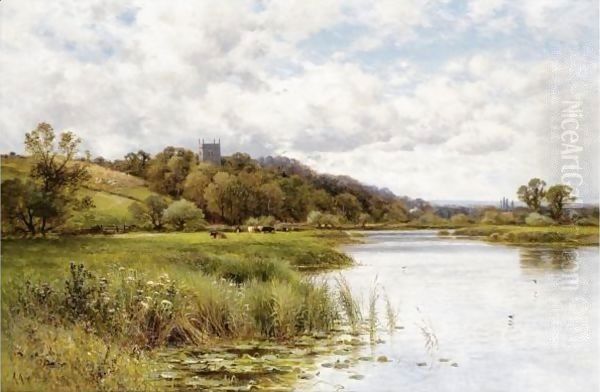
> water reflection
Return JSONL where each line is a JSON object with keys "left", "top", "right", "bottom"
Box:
{"left": 519, "top": 247, "right": 578, "bottom": 270}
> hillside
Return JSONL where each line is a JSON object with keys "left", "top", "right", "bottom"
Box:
{"left": 1, "top": 155, "right": 158, "bottom": 227}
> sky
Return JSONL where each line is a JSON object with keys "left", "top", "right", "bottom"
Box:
{"left": 0, "top": 0, "right": 598, "bottom": 201}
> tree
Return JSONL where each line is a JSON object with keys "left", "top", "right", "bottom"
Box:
{"left": 259, "top": 181, "right": 284, "bottom": 217}
{"left": 358, "top": 213, "right": 371, "bottom": 228}
{"left": 7, "top": 123, "right": 92, "bottom": 235}
{"left": 205, "top": 172, "right": 233, "bottom": 221}
{"left": 183, "top": 171, "right": 211, "bottom": 209}
{"left": 164, "top": 200, "right": 205, "bottom": 231}
{"left": 146, "top": 147, "right": 196, "bottom": 197}
{"left": 1, "top": 179, "right": 46, "bottom": 235}
{"left": 517, "top": 178, "right": 547, "bottom": 212}
{"left": 383, "top": 201, "right": 408, "bottom": 223}
{"left": 122, "top": 150, "right": 151, "bottom": 177}
{"left": 128, "top": 195, "right": 168, "bottom": 230}
{"left": 334, "top": 192, "right": 361, "bottom": 223}
{"left": 545, "top": 184, "right": 576, "bottom": 221}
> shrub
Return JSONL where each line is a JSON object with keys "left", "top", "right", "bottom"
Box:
{"left": 450, "top": 213, "right": 470, "bottom": 225}
{"left": 164, "top": 200, "right": 205, "bottom": 231}
{"left": 575, "top": 217, "right": 599, "bottom": 226}
{"left": 525, "top": 212, "right": 555, "bottom": 226}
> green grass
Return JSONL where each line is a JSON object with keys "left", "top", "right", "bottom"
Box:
{"left": 1, "top": 231, "right": 353, "bottom": 285}
{"left": 1, "top": 231, "right": 357, "bottom": 391}
{"left": 453, "top": 224, "right": 599, "bottom": 245}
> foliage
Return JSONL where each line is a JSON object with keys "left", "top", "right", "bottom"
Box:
{"left": 163, "top": 200, "right": 205, "bottom": 231}
{"left": 450, "top": 213, "right": 470, "bottom": 225}
{"left": 517, "top": 178, "right": 547, "bottom": 212}
{"left": 128, "top": 195, "right": 169, "bottom": 230}
{"left": 146, "top": 147, "right": 196, "bottom": 198}
{"left": 545, "top": 184, "right": 576, "bottom": 221}
{"left": 524, "top": 212, "right": 555, "bottom": 226}
{"left": 1, "top": 123, "right": 91, "bottom": 235}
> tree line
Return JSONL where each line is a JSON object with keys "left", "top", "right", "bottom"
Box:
{"left": 2, "top": 123, "right": 417, "bottom": 235}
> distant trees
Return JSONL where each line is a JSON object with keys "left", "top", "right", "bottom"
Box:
{"left": 1, "top": 123, "right": 91, "bottom": 235}
{"left": 517, "top": 178, "right": 546, "bottom": 212}
{"left": 44, "top": 145, "right": 430, "bottom": 228}
{"left": 516, "top": 178, "right": 577, "bottom": 224}
{"left": 128, "top": 195, "right": 169, "bottom": 230}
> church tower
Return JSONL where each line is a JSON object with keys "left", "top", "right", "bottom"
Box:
{"left": 199, "top": 138, "right": 221, "bottom": 166}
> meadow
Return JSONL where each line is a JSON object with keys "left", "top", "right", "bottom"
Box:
{"left": 1, "top": 230, "right": 359, "bottom": 391}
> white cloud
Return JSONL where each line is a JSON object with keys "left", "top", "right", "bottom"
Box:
{"left": 0, "top": 0, "right": 595, "bottom": 200}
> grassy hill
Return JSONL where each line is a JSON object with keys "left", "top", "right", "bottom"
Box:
{"left": 1, "top": 155, "right": 158, "bottom": 227}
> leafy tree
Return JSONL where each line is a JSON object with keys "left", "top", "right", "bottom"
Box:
{"left": 146, "top": 147, "right": 196, "bottom": 197}
{"left": 259, "top": 181, "right": 284, "bottom": 217}
{"left": 122, "top": 150, "right": 151, "bottom": 177}
{"left": 279, "top": 176, "right": 313, "bottom": 222}
{"left": 183, "top": 171, "right": 211, "bottom": 209}
{"left": 3, "top": 123, "right": 91, "bottom": 235}
{"left": 334, "top": 192, "right": 361, "bottom": 223}
{"left": 164, "top": 200, "right": 205, "bottom": 231}
{"left": 205, "top": 172, "right": 234, "bottom": 221}
{"left": 128, "top": 195, "right": 168, "bottom": 230}
{"left": 517, "top": 178, "right": 547, "bottom": 212}
{"left": 383, "top": 201, "right": 408, "bottom": 222}
{"left": 357, "top": 213, "right": 372, "bottom": 228}
{"left": 545, "top": 184, "right": 576, "bottom": 221}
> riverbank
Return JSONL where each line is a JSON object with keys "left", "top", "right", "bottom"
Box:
{"left": 447, "top": 225, "right": 599, "bottom": 246}
{"left": 1, "top": 231, "right": 359, "bottom": 391}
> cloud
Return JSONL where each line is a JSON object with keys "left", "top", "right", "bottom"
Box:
{"left": 0, "top": 0, "right": 596, "bottom": 200}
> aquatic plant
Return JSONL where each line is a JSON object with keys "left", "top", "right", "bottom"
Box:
{"left": 335, "top": 276, "right": 362, "bottom": 334}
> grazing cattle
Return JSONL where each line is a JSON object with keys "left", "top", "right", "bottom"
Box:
{"left": 248, "top": 226, "right": 256, "bottom": 233}
{"left": 261, "top": 226, "right": 275, "bottom": 233}
{"left": 210, "top": 231, "right": 227, "bottom": 239}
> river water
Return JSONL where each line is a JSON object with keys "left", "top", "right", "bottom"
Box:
{"left": 306, "top": 230, "right": 599, "bottom": 392}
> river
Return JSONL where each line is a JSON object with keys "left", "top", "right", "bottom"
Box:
{"left": 304, "top": 230, "right": 599, "bottom": 391}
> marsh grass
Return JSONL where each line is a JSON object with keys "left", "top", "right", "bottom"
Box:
{"left": 383, "top": 290, "right": 398, "bottom": 334}
{"left": 3, "top": 259, "right": 357, "bottom": 391}
{"left": 335, "top": 276, "right": 362, "bottom": 334}
{"left": 367, "top": 278, "right": 379, "bottom": 343}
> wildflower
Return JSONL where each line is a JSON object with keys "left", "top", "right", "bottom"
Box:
{"left": 160, "top": 300, "right": 173, "bottom": 309}
{"left": 146, "top": 280, "right": 155, "bottom": 287}
{"left": 118, "top": 267, "right": 125, "bottom": 272}
{"left": 140, "top": 302, "right": 149, "bottom": 310}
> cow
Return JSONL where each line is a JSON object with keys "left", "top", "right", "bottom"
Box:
{"left": 261, "top": 226, "right": 275, "bottom": 233}
{"left": 210, "top": 231, "right": 227, "bottom": 239}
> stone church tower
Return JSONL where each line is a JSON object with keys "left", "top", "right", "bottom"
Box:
{"left": 199, "top": 139, "right": 221, "bottom": 166}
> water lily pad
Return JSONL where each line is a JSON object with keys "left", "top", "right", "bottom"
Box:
{"left": 376, "top": 356, "right": 389, "bottom": 363}
{"left": 358, "top": 356, "right": 372, "bottom": 361}
{"left": 416, "top": 362, "right": 427, "bottom": 367}
{"left": 438, "top": 358, "right": 450, "bottom": 363}
{"left": 451, "top": 362, "right": 459, "bottom": 367}
{"left": 349, "top": 374, "right": 365, "bottom": 380}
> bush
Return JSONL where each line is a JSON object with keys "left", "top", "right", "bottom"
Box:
{"left": 575, "top": 217, "right": 599, "bottom": 226}
{"left": 164, "top": 200, "right": 205, "bottom": 231}
{"left": 417, "top": 211, "right": 447, "bottom": 226}
{"left": 525, "top": 212, "right": 555, "bottom": 226}
{"left": 450, "top": 213, "right": 470, "bottom": 225}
